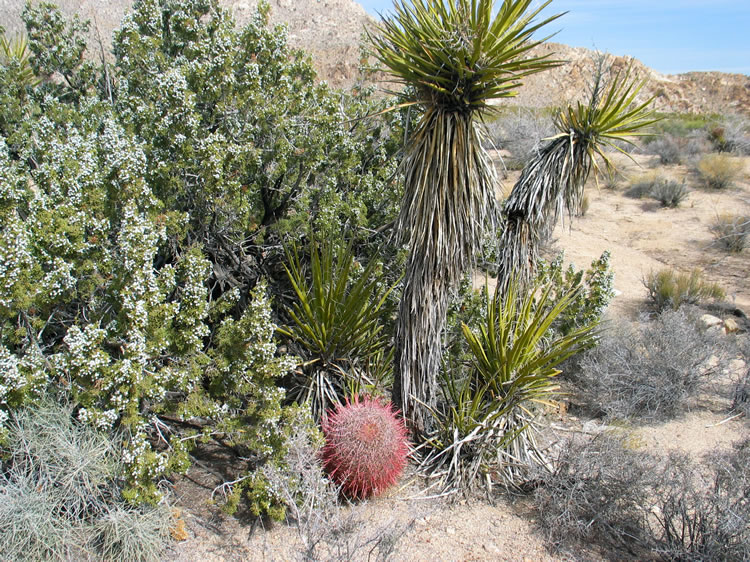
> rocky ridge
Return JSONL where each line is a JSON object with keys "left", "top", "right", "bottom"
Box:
{"left": 1, "top": 0, "right": 749, "bottom": 115}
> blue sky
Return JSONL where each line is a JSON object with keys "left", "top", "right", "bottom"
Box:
{"left": 358, "top": 1, "right": 750, "bottom": 75}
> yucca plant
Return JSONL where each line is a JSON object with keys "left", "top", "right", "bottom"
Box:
{"left": 369, "top": 0, "right": 563, "bottom": 435}
{"left": 420, "top": 279, "right": 597, "bottom": 492}
{"left": 279, "top": 239, "right": 398, "bottom": 420}
{"left": 0, "top": 31, "right": 39, "bottom": 88}
{"left": 496, "top": 57, "right": 658, "bottom": 296}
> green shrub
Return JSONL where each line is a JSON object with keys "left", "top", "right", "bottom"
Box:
{"left": 535, "top": 251, "right": 615, "bottom": 337}
{"left": 711, "top": 214, "right": 749, "bottom": 253}
{"left": 697, "top": 153, "right": 744, "bottom": 189}
{"left": 0, "top": 401, "right": 172, "bottom": 562}
{"left": 0, "top": 0, "right": 403, "bottom": 513}
{"left": 643, "top": 268, "right": 725, "bottom": 311}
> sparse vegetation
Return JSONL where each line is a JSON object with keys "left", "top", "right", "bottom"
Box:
{"left": 574, "top": 308, "right": 719, "bottom": 420}
{"left": 644, "top": 268, "right": 725, "bottom": 311}
{"left": 624, "top": 172, "right": 689, "bottom": 206}
{"left": 534, "top": 434, "right": 750, "bottom": 561}
{"left": 697, "top": 153, "right": 745, "bottom": 189}
{"left": 533, "top": 432, "right": 656, "bottom": 557}
{"left": 711, "top": 214, "right": 750, "bottom": 253}
{"left": 625, "top": 171, "right": 663, "bottom": 198}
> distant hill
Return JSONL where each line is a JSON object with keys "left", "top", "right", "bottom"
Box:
{"left": 2, "top": 0, "right": 749, "bottom": 115}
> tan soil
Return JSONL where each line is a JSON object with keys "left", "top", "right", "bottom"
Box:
{"left": 165, "top": 151, "right": 749, "bottom": 562}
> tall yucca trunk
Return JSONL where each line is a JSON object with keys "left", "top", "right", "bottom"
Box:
{"left": 394, "top": 108, "right": 497, "bottom": 435}
{"left": 496, "top": 134, "right": 592, "bottom": 296}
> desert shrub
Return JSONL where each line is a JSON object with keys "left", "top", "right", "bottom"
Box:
{"left": 421, "top": 278, "right": 597, "bottom": 492}
{"left": 733, "top": 338, "right": 750, "bottom": 418}
{"left": 535, "top": 251, "right": 615, "bottom": 337}
{"left": 624, "top": 171, "right": 663, "bottom": 198}
{"left": 321, "top": 394, "right": 409, "bottom": 499}
{"left": 0, "top": 400, "right": 172, "bottom": 562}
{"left": 649, "top": 442, "right": 750, "bottom": 561}
{"left": 711, "top": 214, "right": 750, "bottom": 253}
{"left": 697, "top": 153, "right": 745, "bottom": 189}
{"left": 533, "top": 432, "right": 655, "bottom": 557}
{"left": 643, "top": 268, "right": 725, "bottom": 311}
{"left": 650, "top": 178, "right": 690, "bottom": 207}
{"left": 624, "top": 172, "right": 689, "bottom": 206}
{"left": 574, "top": 308, "right": 719, "bottom": 420}
{"left": 534, "top": 434, "right": 750, "bottom": 561}
{"left": 645, "top": 134, "right": 685, "bottom": 165}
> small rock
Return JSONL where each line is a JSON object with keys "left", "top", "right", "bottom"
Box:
{"left": 724, "top": 317, "right": 739, "bottom": 333}
{"left": 446, "top": 526, "right": 456, "bottom": 535}
{"left": 700, "top": 314, "right": 723, "bottom": 329}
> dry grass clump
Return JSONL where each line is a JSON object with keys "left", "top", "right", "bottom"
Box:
{"left": 697, "top": 153, "right": 745, "bottom": 189}
{"left": 0, "top": 400, "right": 172, "bottom": 562}
{"left": 643, "top": 268, "right": 725, "bottom": 311}
{"left": 573, "top": 308, "right": 720, "bottom": 421}
{"left": 711, "top": 214, "right": 750, "bottom": 253}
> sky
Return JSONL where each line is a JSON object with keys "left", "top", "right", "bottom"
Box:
{"left": 358, "top": 1, "right": 750, "bottom": 76}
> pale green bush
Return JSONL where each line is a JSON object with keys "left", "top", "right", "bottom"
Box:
{"left": 697, "top": 153, "right": 744, "bottom": 189}
{"left": 643, "top": 268, "right": 725, "bottom": 311}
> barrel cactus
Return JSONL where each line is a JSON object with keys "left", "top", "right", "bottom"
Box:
{"left": 321, "top": 395, "right": 409, "bottom": 499}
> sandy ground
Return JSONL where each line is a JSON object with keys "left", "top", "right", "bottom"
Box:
{"left": 165, "top": 152, "right": 749, "bottom": 561}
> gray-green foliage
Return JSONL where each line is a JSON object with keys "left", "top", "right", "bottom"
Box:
{"left": 0, "top": 0, "right": 402, "bottom": 515}
{"left": 0, "top": 400, "right": 172, "bottom": 562}
{"left": 535, "top": 434, "right": 750, "bottom": 561}
{"left": 575, "top": 307, "right": 719, "bottom": 420}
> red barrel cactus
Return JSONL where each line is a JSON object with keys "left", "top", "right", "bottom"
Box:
{"left": 321, "top": 394, "right": 409, "bottom": 499}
